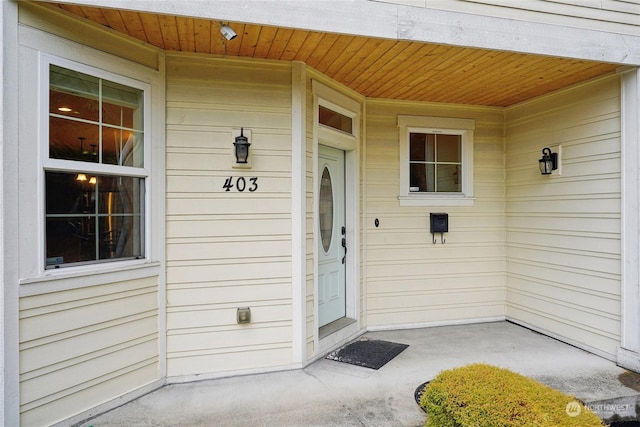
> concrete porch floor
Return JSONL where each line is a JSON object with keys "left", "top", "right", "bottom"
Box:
{"left": 78, "top": 322, "right": 640, "bottom": 426}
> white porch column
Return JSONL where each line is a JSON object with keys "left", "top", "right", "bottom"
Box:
{"left": 619, "top": 67, "right": 640, "bottom": 372}
{"left": 2, "top": 0, "right": 20, "bottom": 425}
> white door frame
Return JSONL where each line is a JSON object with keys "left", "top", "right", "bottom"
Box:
{"left": 312, "top": 81, "right": 362, "bottom": 354}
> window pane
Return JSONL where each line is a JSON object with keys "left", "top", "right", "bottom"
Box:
{"left": 46, "top": 171, "right": 97, "bottom": 215}
{"left": 49, "top": 65, "right": 99, "bottom": 122}
{"left": 437, "top": 134, "right": 461, "bottom": 162}
{"left": 102, "top": 127, "right": 144, "bottom": 167}
{"left": 410, "top": 133, "right": 425, "bottom": 162}
{"left": 410, "top": 163, "right": 435, "bottom": 192}
{"left": 102, "top": 80, "right": 144, "bottom": 129}
{"left": 97, "top": 176, "right": 142, "bottom": 215}
{"left": 99, "top": 215, "right": 142, "bottom": 260}
{"left": 49, "top": 117, "right": 99, "bottom": 162}
{"left": 410, "top": 133, "right": 436, "bottom": 162}
{"left": 49, "top": 64, "right": 144, "bottom": 168}
{"left": 319, "top": 166, "right": 334, "bottom": 252}
{"left": 46, "top": 216, "right": 96, "bottom": 266}
{"left": 45, "top": 171, "right": 144, "bottom": 268}
{"left": 319, "top": 105, "right": 352, "bottom": 134}
{"left": 437, "top": 164, "right": 461, "bottom": 192}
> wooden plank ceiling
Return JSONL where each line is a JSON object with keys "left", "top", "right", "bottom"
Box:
{"left": 52, "top": 3, "right": 619, "bottom": 107}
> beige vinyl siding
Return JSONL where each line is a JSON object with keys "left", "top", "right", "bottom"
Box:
{"left": 165, "top": 54, "right": 294, "bottom": 377}
{"left": 364, "top": 100, "right": 506, "bottom": 326}
{"left": 374, "top": 0, "right": 640, "bottom": 35}
{"left": 505, "top": 75, "right": 621, "bottom": 359}
{"left": 19, "top": 277, "right": 159, "bottom": 426}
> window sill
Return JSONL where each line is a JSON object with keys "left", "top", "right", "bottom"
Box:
{"left": 398, "top": 195, "right": 475, "bottom": 207}
{"left": 20, "top": 260, "right": 161, "bottom": 297}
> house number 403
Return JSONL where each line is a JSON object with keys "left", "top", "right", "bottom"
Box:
{"left": 223, "top": 176, "right": 258, "bottom": 192}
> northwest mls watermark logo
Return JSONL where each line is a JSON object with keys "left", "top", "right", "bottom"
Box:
{"left": 565, "top": 401, "right": 582, "bottom": 417}
{"left": 566, "top": 399, "right": 636, "bottom": 419}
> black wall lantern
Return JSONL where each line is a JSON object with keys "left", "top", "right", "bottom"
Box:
{"left": 233, "top": 128, "right": 251, "bottom": 164}
{"left": 539, "top": 147, "right": 558, "bottom": 175}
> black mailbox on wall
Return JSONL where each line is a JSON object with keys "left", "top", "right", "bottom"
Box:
{"left": 430, "top": 213, "right": 448, "bottom": 244}
{"left": 430, "top": 213, "right": 448, "bottom": 233}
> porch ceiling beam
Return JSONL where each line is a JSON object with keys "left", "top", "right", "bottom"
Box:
{"left": 44, "top": 0, "right": 640, "bottom": 66}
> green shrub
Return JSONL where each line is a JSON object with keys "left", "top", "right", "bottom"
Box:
{"left": 420, "top": 363, "right": 603, "bottom": 427}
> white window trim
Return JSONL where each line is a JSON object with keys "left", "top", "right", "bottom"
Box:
{"left": 39, "top": 54, "right": 152, "bottom": 273}
{"left": 398, "top": 115, "right": 475, "bottom": 207}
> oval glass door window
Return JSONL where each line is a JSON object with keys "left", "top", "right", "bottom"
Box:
{"left": 320, "top": 165, "right": 334, "bottom": 253}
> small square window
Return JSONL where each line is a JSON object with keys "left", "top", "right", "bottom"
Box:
{"left": 409, "top": 132, "right": 461, "bottom": 193}
{"left": 398, "top": 116, "right": 475, "bottom": 206}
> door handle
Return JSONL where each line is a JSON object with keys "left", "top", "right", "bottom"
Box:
{"left": 341, "top": 236, "right": 347, "bottom": 264}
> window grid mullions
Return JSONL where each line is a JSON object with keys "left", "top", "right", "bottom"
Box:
{"left": 45, "top": 61, "right": 147, "bottom": 269}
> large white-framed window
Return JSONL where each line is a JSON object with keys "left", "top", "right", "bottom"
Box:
{"left": 398, "top": 115, "right": 475, "bottom": 206}
{"left": 42, "top": 56, "right": 150, "bottom": 269}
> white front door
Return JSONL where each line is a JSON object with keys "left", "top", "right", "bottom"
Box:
{"left": 318, "top": 145, "right": 347, "bottom": 327}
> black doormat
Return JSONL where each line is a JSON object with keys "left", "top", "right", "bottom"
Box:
{"left": 325, "top": 338, "right": 409, "bottom": 370}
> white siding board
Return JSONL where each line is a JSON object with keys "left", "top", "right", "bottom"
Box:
{"left": 20, "top": 363, "right": 158, "bottom": 427}
{"left": 167, "top": 107, "right": 291, "bottom": 130}
{"left": 19, "top": 278, "right": 159, "bottom": 426}
{"left": 508, "top": 291, "right": 619, "bottom": 336}
{"left": 367, "top": 274, "right": 506, "bottom": 293}
{"left": 366, "top": 259, "right": 504, "bottom": 278}
{"left": 505, "top": 75, "right": 621, "bottom": 358}
{"left": 368, "top": 304, "right": 505, "bottom": 326}
{"left": 508, "top": 307, "right": 619, "bottom": 357}
{"left": 166, "top": 197, "right": 291, "bottom": 216}
{"left": 366, "top": 229, "right": 504, "bottom": 245}
{"left": 167, "top": 239, "right": 292, "bottom": 261}
{"left": 510, "top": 259, "right": 619, "bottom": 290}
{"left": 20, "top": 315, "right": 157, "bottom": 373}
{"left": 167, "top": 347, "right": 292, "bottom": 377}
{"left": 422, "top": 0, "right": 640, "bottom": 35}
{"left": 167, "top": 324, "right": 291, "bottom": 352}
{"left": 165, "top": 53, "right": 294, "bottom": 377}
{"left": 508, "top": 244, "right": 619, "bottom": 272}
{"left": 166, "top": 129, "right": 293, "bottom": 152}
{"left": 166, "top": 261, "right": 291, "bottom": 284}
{"left": 508, "top": 278, "right": 620, "bottom": 313}
{"left": 167, "top": 218, "right": 291, "bottom": 239}
{"left": 508, "top": 230, "right": 620, "bottom": 254}
{"left": 167, "top": 284, "right": 291, "bottom": 306}
{"left": 19, "top": 277, "right": 153, "bottom": 310}
{"left": 20, "top": 290, "right": 157, "bottom": 342}
{"left": 368, "top": 288, "right": 505, "bottom": 309}
{"left": 166, "top": 152, "right": 291, "bottom": 174}
{"left": 507, "top": 214, "right": 620, "bottom": 234}
{"left": 21, "top": 340, "right": 157, "bottom": 404}
{"left": 168, "top": 303, "right": 291, "bottom": 329}
{"left": 165, "top": 86, "right": 291, "bottom": 108}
